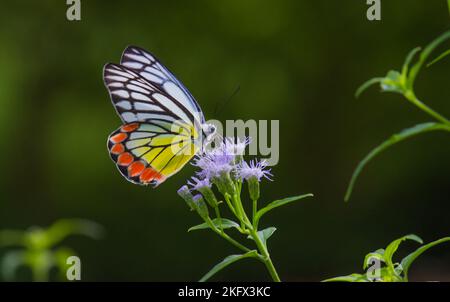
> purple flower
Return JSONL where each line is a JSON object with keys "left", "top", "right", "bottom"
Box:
{"left": 237, "top": 160, "right": 273, "bottom": 182}
{"left": 188, "top": 176, "right": 219, "bottom": 207}
{"left": 192, "top": 194, "right": 203, "bottom": 202}
{"left": 193, "top": 156, "right": 233, "bottom": 179}
{"left": 192, "top": 142, "right": 235, "bottom": 179}
{"left": 188, "top": 177, "right": 212, "bottom": 191}
{"left": 177, "top": 185, "right": 192, "bottom": 199}
{"left": 191, "top": 136, "right": 253, "bottom": 191}
{"left": 222, "top": 137, "right": 251, "bottom": 156}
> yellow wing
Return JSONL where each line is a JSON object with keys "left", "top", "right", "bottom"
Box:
{"left": 107, "top": 121, "right": 200, "bottom": 186}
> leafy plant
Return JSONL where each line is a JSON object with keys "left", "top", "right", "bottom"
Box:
{"left": 323, "top": 234, "right": 450, "bottom": 282}
{"left": 345, "top": 30, "right": 450, "bottom": 201}
{"left": 177, "top": 138, "right": 313, "bottom": 282}
{"left": 0, "top": 219, "right": 103, "bottom": 281}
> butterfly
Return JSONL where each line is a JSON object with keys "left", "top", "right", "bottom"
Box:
{"left": 104, "top": 46, "right": 216, "bottom": 187}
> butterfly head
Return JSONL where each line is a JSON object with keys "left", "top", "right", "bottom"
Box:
{"left": 202, "top": 123, "right": 217, "bottom": 143}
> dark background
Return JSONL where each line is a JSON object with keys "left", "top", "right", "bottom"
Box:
{"left": 0, "top": 0, "right": 449, "bottom": 281}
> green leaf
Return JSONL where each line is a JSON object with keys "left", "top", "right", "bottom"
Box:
{"left": 345, "top": 122, "right": 450, "bottom": 201}
{"left": 324, "top": 236, "right": 448, "bottom": 283}
{"left": 322, "top": 273, "right": 368, "bottom": 282}
{"left": 355, "top": 77, "right": 384, "bottom": 98}
{"left": 42, "top": 219, "right": 104, "bottom": 248}
{"left": 199, "top": 250, "right": 259, "bottom": 282}
{"left": 378, "top": 266, "right": 404, "bottom": 282}
{"left": 248, "top": 227, "right": 277, "bottom": 245}
{"left": 385, "top": 70, "right": 402, "bottom": 82}
{"left": 188, "top": 218, "right": 240, "bottom": 232}
{"left": 255, "top": 194, "right": 313, "bottom": 224}
{"left": 363, "top": 249, "right": 385, "bottom": 270}
{"left": 408, "top": 30, "right": 450, "bottom": 88}
{"left": 384, "top": 234, "right": 423, "bottom": 269}
{"left": 427, "top": 48, "right": 450, "bottom": 67}
{"left": 400, "top": 237, "right": 450, "bottom": 279}
{"left": 402, "top": 47, "right": 421, "bottom": 74}
{"left": 258, "top": 227, "right": 277, "bottom": 245}
{"left": 380, "top": 70, "right": 405, "bottom": 93}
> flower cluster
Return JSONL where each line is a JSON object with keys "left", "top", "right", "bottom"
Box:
{"left": 178, "top": 137, "right": 271, "bottom": 216}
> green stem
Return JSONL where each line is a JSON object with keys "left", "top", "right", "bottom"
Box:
{"left": 234, "top": 199, "right": 246, "bottom": 230}
{"left": 224, "top": 193, "right": 246, "bottom": 231}
{"left": 234, "top": 194, "right": 247, "bottom": 226}
{"left": 214, "top": 206, "right": 223, "bottom": 233}
{"left": 216, "top": 178, "right": 281, "bottom": 281}
{"left": 249, "top": 228, "right": 281, "bottom": 282}
{"left": 218, "top": 231, "right": 251, "bottom": 253}
{"left": 232, "top": 182, "right": 247, "bottom": 231}
{"left": 252, "top": 198, "right": 257, "bottom": 227}
{"left": 205, "top": 217, "right": 251, "bottom": 253}
{"left": 405, "top": 91, "right": 449, "bottom": 125}
{"left": 233, "top": 194, "right": 280, "bottom": 282}
{"left": 223, "top": 194, "right": 237, "bottom": 217}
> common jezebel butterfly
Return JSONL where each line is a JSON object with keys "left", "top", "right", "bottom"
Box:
{"left": 104, "top": 46, "right": 216, "bottom": 187}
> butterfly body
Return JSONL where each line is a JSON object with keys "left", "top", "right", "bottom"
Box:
{"left": 104, "top": 46, "right": 215, "bottom": 187}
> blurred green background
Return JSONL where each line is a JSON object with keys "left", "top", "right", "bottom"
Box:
{"left": 0, "top": 0, "right": 449, "bottom": 281}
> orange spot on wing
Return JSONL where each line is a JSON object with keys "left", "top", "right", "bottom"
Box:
{"left": 139, "top": 167, "right": 163, "bottom": 183}
{"left": 117, "top": 152, "right": 133, "bottom": 166}
{"left": 154, "top": 173, "right": 164, "bottom": 181}
{"left": 110, "top": 132, "right": 127, "bottom": 143}
{"left": 110, "top": 143, "right": 125, "bottom": 154}
{"left": 121, "top": 123, "right": 139, "bottom": 132}
{"left": 128, "top": 161, "right": 145, "bottom": 177}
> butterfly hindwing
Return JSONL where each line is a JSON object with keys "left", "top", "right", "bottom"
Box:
{"left": 108, "top": 122, "right": 199, "bottom": 186}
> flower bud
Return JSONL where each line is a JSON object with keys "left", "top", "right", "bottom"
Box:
{"left": 213, "top": 170, "right": 236, "bottom": 197}
{"left": 177, "top": 185, "right": 195, "bottom": 210}
{"left": 247, "top": 176, "right": 260, "bottom": 201}
{"left": 192, "top": 194, "right": 209, "bottom": 219}
{"left": 198, "top": 186, "right": 219, "bottom": 208}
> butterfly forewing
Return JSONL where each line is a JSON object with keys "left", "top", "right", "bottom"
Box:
{"left": 104, "top": 64, "right": 189, "bottom": 124}
{"left": 120, "top": 46, "right": 205, "bottom": 124}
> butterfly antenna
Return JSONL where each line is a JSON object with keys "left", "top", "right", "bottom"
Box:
{"left": 214, "top": 85, "right": 241, "bottom": 116}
